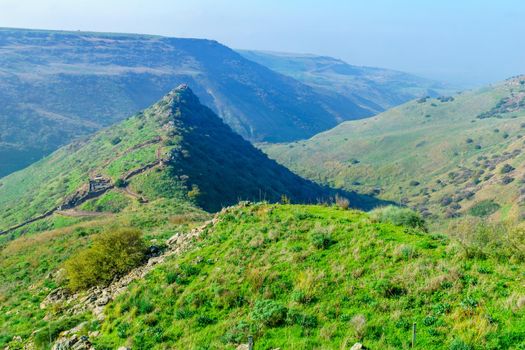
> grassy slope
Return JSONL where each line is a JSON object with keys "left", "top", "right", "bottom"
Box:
{"left": 238, "top": 50, "right": 453, "bottom": 113}
{"left": 263, "top": 77, "right": 525, "bottom": 221}
{"left": 0, "top": 201, "right": 208, "bottom": 348}
{"left": 89, "top": 204, "right": 525, "bottom": 349}
{"left": 0, "top": 84, "right": 381, "bottom": 232}
{"left": 0, "top": 91, "right": 181, "bottom": 230}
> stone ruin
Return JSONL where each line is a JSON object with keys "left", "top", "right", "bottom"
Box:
{"left": 59, "top": 175, "right": 113, "bottom": 210}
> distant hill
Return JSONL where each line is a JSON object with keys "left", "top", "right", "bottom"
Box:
{"left": 263, "top": 76, "right": 525, "bottom": 221}
{"left": 239, "top": 50, "right": 453, "bottom": 114}
{"left": 0, "top": 85, "right": 382, "bottom": 233}
{"left": 0, "top": 28, "right": 373, "bottom": 177}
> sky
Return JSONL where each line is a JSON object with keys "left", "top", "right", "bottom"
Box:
{"left": 0, "top": 0, "right": 523, "bottom": 87}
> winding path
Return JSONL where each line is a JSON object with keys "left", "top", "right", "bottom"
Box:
{"left": 0, "top": 138, "right": 167, "bottom": 236}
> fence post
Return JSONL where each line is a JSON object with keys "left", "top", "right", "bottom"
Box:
{"left": 411, "top": 322, "right": 417, "bottom": 348}
{"left": 248, "top": 335, "right": 254, "bottom": 350}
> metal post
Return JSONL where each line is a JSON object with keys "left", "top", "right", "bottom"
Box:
{"left": 411, "top": 322, "right": 417, "bottom": 348}
{"left": 248, "top": 335, "right": 254, "bottom": 350}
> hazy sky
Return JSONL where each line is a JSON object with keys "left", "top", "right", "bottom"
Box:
{"left": 1, "top": 0, "right": 523, "bottom": 87}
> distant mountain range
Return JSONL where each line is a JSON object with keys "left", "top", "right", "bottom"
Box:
{"left": 0, "top": 28, "right": 451, "bottom": 178}
{"left": 0, "top": 28, "right": 377, "bottom": 177}
{"left": 239, "top": 50, "right": 454, "bottom": 114}
{"left": 263, "top": 76, "right": 525, "bottom": 220}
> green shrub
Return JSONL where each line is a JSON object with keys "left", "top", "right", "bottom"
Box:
{"left": 500, "top": 164, "right": 515, "bottom": 174}
{"left": 196, "top": 315, "right": 217, "bottom": 327}
{"left": 114, "top": 178, "right": 127, "bottom": 188}
{"left": 286, "top": 310, "right": 318, "bottom": 328}
{"left": 310, "top": 224, "right": 336, "bottom": 249}
{"left": 468, "top": 200, "right": 500, "bottom": 217}
{"left": 110, "top": 137, "right": 122, "bottom": 145}
{"left": 449, "top": 218, "right": 525, "bottom": 260}
{"left": 64, "top": 228, "right": 147, "bottom": 291}
{"left": 449, "top": 339, "right": 472, "bottom": 350}
{"left": 370, "top": 206, "right": 427, "bottom": 231}
{"left": 251, "top": 299, "right": 287, "bottom": 327}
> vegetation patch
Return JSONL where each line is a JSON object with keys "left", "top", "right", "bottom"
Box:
{"left": 370, "top": 205, "right": 427, "bottom": 231}
{"left": 64, "top": 228, "right": 147, "bottom": 291}
{"left": 468, "top": 200, "right": 500, "bottom": 217}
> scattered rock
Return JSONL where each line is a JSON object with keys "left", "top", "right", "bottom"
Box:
{"left": 350, "top": 343, "right": 367, "bottom": 350}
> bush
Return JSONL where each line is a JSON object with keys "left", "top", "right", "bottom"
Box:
{"left": 449, "top": 339, "right": 472, "bottom": 350}
{"left": 64, "top": 228, "right": 147, "bottom": 291}
{"left": 500, "top": 164, "right": 515, "bottom": 174}
{"left": 251, "top": 299, "right": 288, "bottom": 327}
{"left": 449, "top": 218, "right": 525, "bottom": 260}
{"left": 310, "top": 224, "right": 336, "bottom": 249}
{"left": 370, "top": 206, "right": 427, "bottom": 231}
{"left": 110, "top": 136, "right": 122, "bottom": 145}
{"left": 468, "top": 200, "right": 500, "bottom": 217}
{"left": 114, "top": 178, "right": 127, "bottom": 188}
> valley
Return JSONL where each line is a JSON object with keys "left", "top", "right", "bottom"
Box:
{"left": 0, "top": 7, "right": 524, "bottom": 349}
{"left": 0, "top": 84, "right": 381, "bottom": 235}
{"left": 0, "top": 28, "right": 374, "bottom": 177}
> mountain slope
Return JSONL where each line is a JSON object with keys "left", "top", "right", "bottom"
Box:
{"left": 0, "top": 28, "right": 372, "bottom": 177}
{"left": 239, "top": 50, "right": 453, "bottom": 114}
{"left": 0, "top": 85, "right": 381, "bottom": 233}
{"left": 263, "top": 76, "right": 525, "bottom": 221}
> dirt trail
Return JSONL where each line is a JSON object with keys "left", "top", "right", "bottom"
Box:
{"left": 56, "top": 210, "right": 113, "bottom": 218}
{"left": 118, "top": 187, "right": 148, "bottom": 203}
{"left": 0, "top": 138, "right": 167, "bottom": 236}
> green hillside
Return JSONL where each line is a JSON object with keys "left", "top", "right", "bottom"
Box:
{"left": 0, "top": 84, "right": 380, "bottom": 234}
{"left": 239, "top": 50, "right": 453, "bottom": 114}
{"left": 2, "top": 203, "right": 523, "bottom": 349}
{"left": 0, "top": 28, "right": 372, "bottom": 177}
{"left": 263, "top": 76, "right": 525, "bottom": 221}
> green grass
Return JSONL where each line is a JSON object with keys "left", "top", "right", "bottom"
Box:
{"left": 90, "top": 204, "right": 524, "bottom": 349}
{"left": 262, "top": 77, "right": 525, "bottom": 222}
{"left": 79, "top": 191, "right": 132, "bottom": 213}
{"left": 0, "top": 85, "right": 374, "bottom": 232}
{"left": 0, "top": 199, "right": 209, "bottom": 349}
{"left": 0, "top": 106, "right": 167, "bottom": 230}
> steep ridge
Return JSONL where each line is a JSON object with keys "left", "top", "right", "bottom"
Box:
{"left": 0, "top": 28, "right": 372, "bottom": 177}
{"left": 263, "top": 76, "right": 525, "bottom": 221}
{"left": 0, "top": 84, "right": 382, "bottom": 234}
{"left": 239, "top": 50, "right": 453, "bottom": 114}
